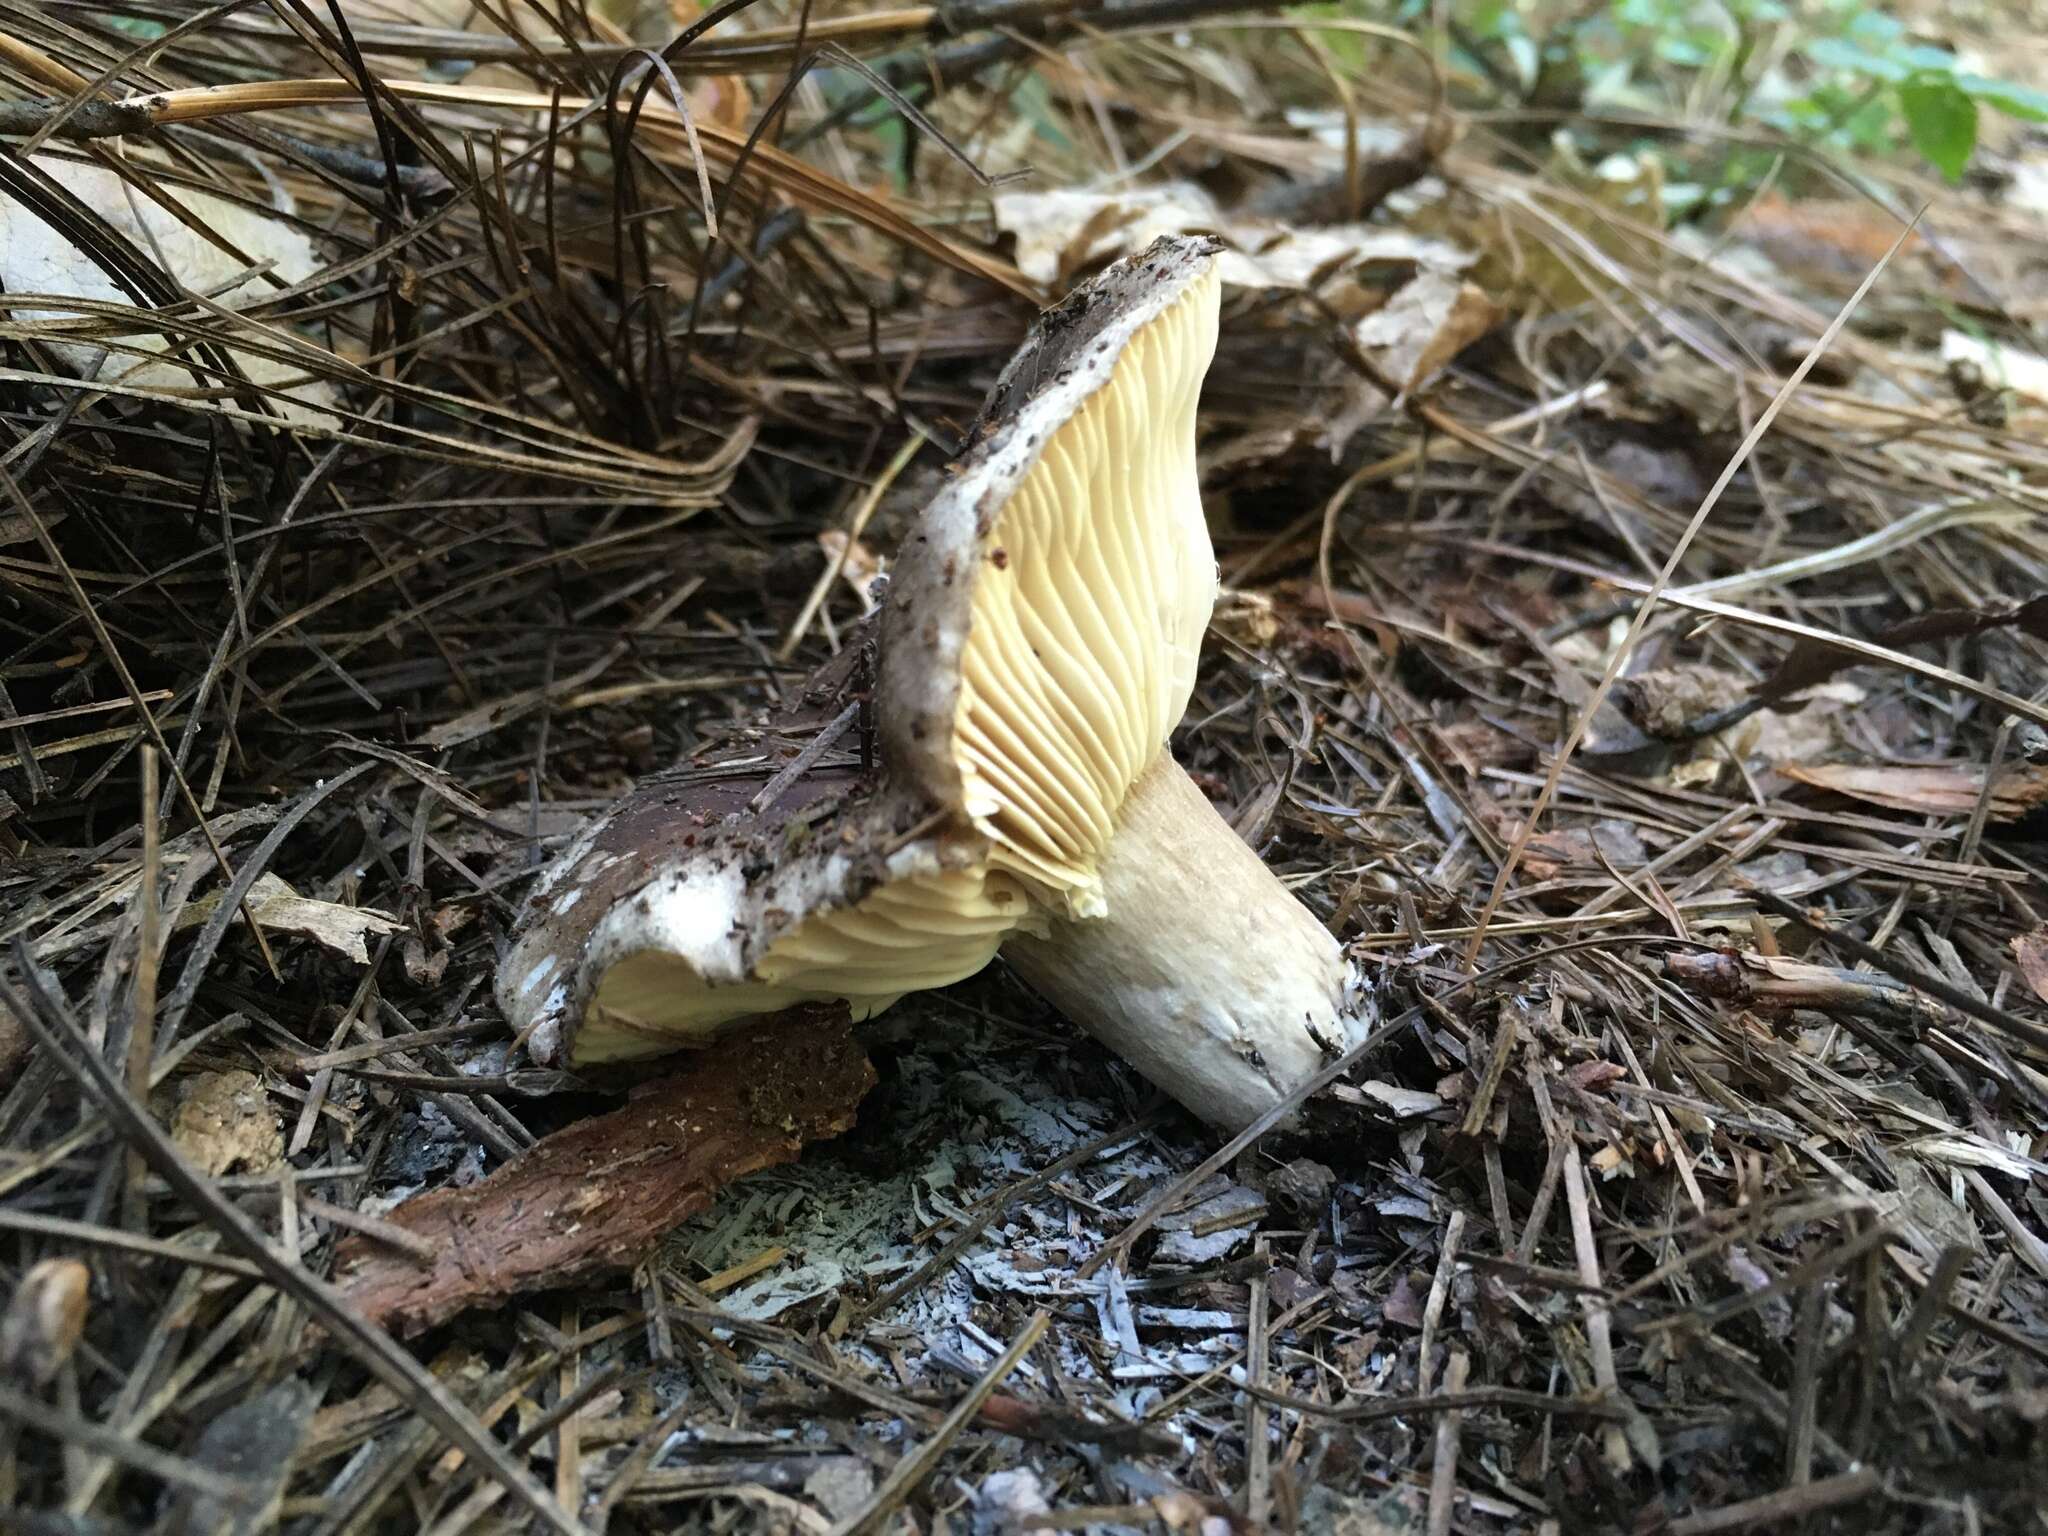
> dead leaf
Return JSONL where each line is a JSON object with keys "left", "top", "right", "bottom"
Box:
{"left": 1522, "top": 819, "right": 1649, "bottom": 880}
{"left": 1617, "top": 665, "right": 1748, "bottom": 739}
{"left": 0, "top": 509, "right": 61, "bottom": 548}
{"left": 1565, "top": 1061, "right": 1629, "bottom": 1094}
{"left": 160, "top": 1380, "right": 314, "bottom": 1536}
{"left": 1588, "top": 1144, "right": 1631, "bottom": 1177}
{"left": 193, "top": 873, "right": 403, "bottom": 964}
{"left": 402, "top": 932, "right": 448, "bottom": 988}
{"left": 1941, "top": 331, "right": 2048, "bottom": 405}
{"left": 818, "top": 529, "right": 883, "bottom": 613}
{"left": 688, "top": 73, "right": 753, "bottom": 132}
{"left": 172, "top": 1070, "right": 284, "bottom": 1177}
{"left": 1, "top": 1258, "right": 89, "bottom": 1388}
{"left": 1344, "top": 1079, "right": 1444, "bottom": 1118}
{"left": 1742, "top": 683, "right": 1864, "bottom": 761}
{"left": 1351, "top": 270, "right": 1501, "bottom": 393}
{"left": 1381, "top": 1271, "right": 1425, "bottom": 1328}
{"left": 0, "top": 990, "right": 27, "bottom": 1082}
{"left": 1, "top": 156, "right": 338, "bottom": 428}
{"left": 1210, "top": 587, "right": 1281, "bottom": 649}
{"left": 1778, "top": 761, "right": 2048, "bottom": 820}
{"left": 2014, "top": 931, "right": 2048, "bottom": 1006}
{"left": 1732, "top": 192, "right": 1965, "bottom": 299}
{"left": 992, "top": 183, "right": 1471, "bottom": 291}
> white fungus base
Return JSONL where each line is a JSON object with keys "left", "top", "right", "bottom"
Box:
{"left": 1001, "top": 754, "right": 1363, "bottom": 1133}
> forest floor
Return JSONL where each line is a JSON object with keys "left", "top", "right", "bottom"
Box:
{"left": 1, "top": 2, "right": 2045, "bottom": 1533}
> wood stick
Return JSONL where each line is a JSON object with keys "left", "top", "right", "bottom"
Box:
{"left": 336, "top": 1007, "right": 873, "bottom": 1334}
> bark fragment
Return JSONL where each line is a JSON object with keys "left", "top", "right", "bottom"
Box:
{"left": 338, "top": 1006, "right": 873, "bottom": 1334}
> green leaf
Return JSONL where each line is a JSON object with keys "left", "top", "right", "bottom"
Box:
{"left": 1896, "top": 44, "right": 1960, "bottom": 74}
{"left": 1845, "top": 10, "right": 1904, "bottom": 47}
{"left": 1806, "top": 37, "right": 1905, "bottom": 82}
{"left": 1899, "top": 72, "right": 1978, "bottom": 180}
{"left": 1958, "top": 73, "right": 2048, "bottom": 122}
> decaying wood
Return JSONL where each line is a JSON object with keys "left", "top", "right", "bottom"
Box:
{"left": 337, "top": 1007, "right": 874, "bottom": 1335}
{"left": 1664, "top": 948, "right": 1948, "bottom": 1030}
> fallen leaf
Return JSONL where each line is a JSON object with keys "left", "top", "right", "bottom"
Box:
{"left": 687, "top": 73, "right": 754, "bottom": 131}
{"left": 0, "top": 509, "right": 62, "bottom": 548}
{"left": 197, "top": 873, "right": 403, "bottom": 964}
{"left": 1588, "top": 1144, "right": 1631, "bottom": 1178}
{"left": 808, "top": 1460, "right": 879, "bottom": 1524}
{"left": 2, "top": 156, "right": 338, "bottom": 428}
{"left": 1742, "top": 683, "right": 1864, "bottom": 762}
{"left": 1941, "top": 331, "right": 2048, "bottom": 404}
{"left": 993, "top": 183, "right": 1471, "bottom": 291}
{"left": 1351, "top": 269, "right": 1501, "bottom": 393}
{"left": 1565, "top": 1061, "right": 1629, "bottom": 1094}
{"left": 160, "top": 1380, "right": 314, "bottom": 1536}
{"left": 817, "top": 529, "right": 883, "bottom": 613}
{"left": 0, "top": 990, "right": 27, "bottom": 1082}
{"left": 1617, "top": 665, "right": 1748, "bottom": 739}
{"left": 1777, "top": 761, "right": 2048, "bottom": 820}
{"left": 1731, "top": 192, "right": 1965, "bottom": 299}
{"left": 1342, "top": 1079, "right": 1445, "bottom": 1119}
{"left": 1381, "top": 1271, "right": 1425, "bottom": 1328}
{"left": 172, "top": 1070, "right": 284, "bottom": 1177}
{"left": 0, "top": 1258, "right": 89, "bottom": 1388}
{"left": 2014, "top": 931, "right": 2048, "bottom": 1006}
{"left": 1521, "top": 819, "right": 1649, "bottom": 880}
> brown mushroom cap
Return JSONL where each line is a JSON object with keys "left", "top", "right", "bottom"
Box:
{"left": 501, "top": 236, "right": 1223, "bottom": 1066}
{"left": 499, "top": 721, "right": 1028, "bottom": 1065}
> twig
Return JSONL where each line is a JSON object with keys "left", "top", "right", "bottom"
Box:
{"left": 1424, "top": 1351, "right": 1470, "bottom": 1536}
{"left": 1238, "top": 1380, "right": 1629, "bottom": 1423}
{"left": 1243, "top": 1243, "right": 1271, "bottom": 1527}
{"left": 336, "top": 1009, "right": 873, "bottom": 1333}
{"left": 122, "top": 746, "right": 159, "bottom": 1233}
{"left": 1417, "top": 1209, "right": 1465, "bottom": 1397}
{"left": 828, "top": 1310, "right": 1050, "bottom": 1536}
{"left": 1667, "top": 1469, "right": 1884, "bottom": 1534}
{"left": 1564, "top": 1141, "right": 1630, "bottom": 1472}
{"left": 1746, "top": 888, "right": 2048, "bottom": 1057}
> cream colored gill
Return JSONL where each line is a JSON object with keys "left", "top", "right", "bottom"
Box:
{"left": 574, "top": 866, "right": 1031, "bottom": 1063}
{"left": 952, "top": 267, "right": 1221, "bottom": 918}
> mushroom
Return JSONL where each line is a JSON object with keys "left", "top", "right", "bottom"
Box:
{"left": 501, "top": 235, "right": 1364, "bottom": 1128}
{"left": 496, "top": 666, "right": 1035, "bottom": 1069}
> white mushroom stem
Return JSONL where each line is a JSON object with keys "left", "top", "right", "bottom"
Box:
{"left": 999, "top": 754, "right": 1363, "bottom": 1131}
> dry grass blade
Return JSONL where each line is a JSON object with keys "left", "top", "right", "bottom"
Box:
{"left": 1461, "top": 211, "right": 1926, "bottom": 969}
{"left": 0, "top": 963, "right": 584, "bottom": 1535}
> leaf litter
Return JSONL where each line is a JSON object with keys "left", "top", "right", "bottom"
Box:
{"left": 0, "top": 1, "right": 2044, "bottom": 1533}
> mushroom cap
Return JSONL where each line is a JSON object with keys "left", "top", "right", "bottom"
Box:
{"left": 500, "top": 235, "right": 1224, "bottom": 1064}
{"left": 879, "top": 234, "right": 1223, "bottom": 917}
{"left": 500, "top": 733, "right": 1033, "bottom": 1064}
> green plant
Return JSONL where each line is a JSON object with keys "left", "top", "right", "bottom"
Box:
{"left": 1799, "top": 7, "right": 2048, "bottom": 179}
{"left": 1435, "top": 0, "right": 2048, "bottom": 184}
